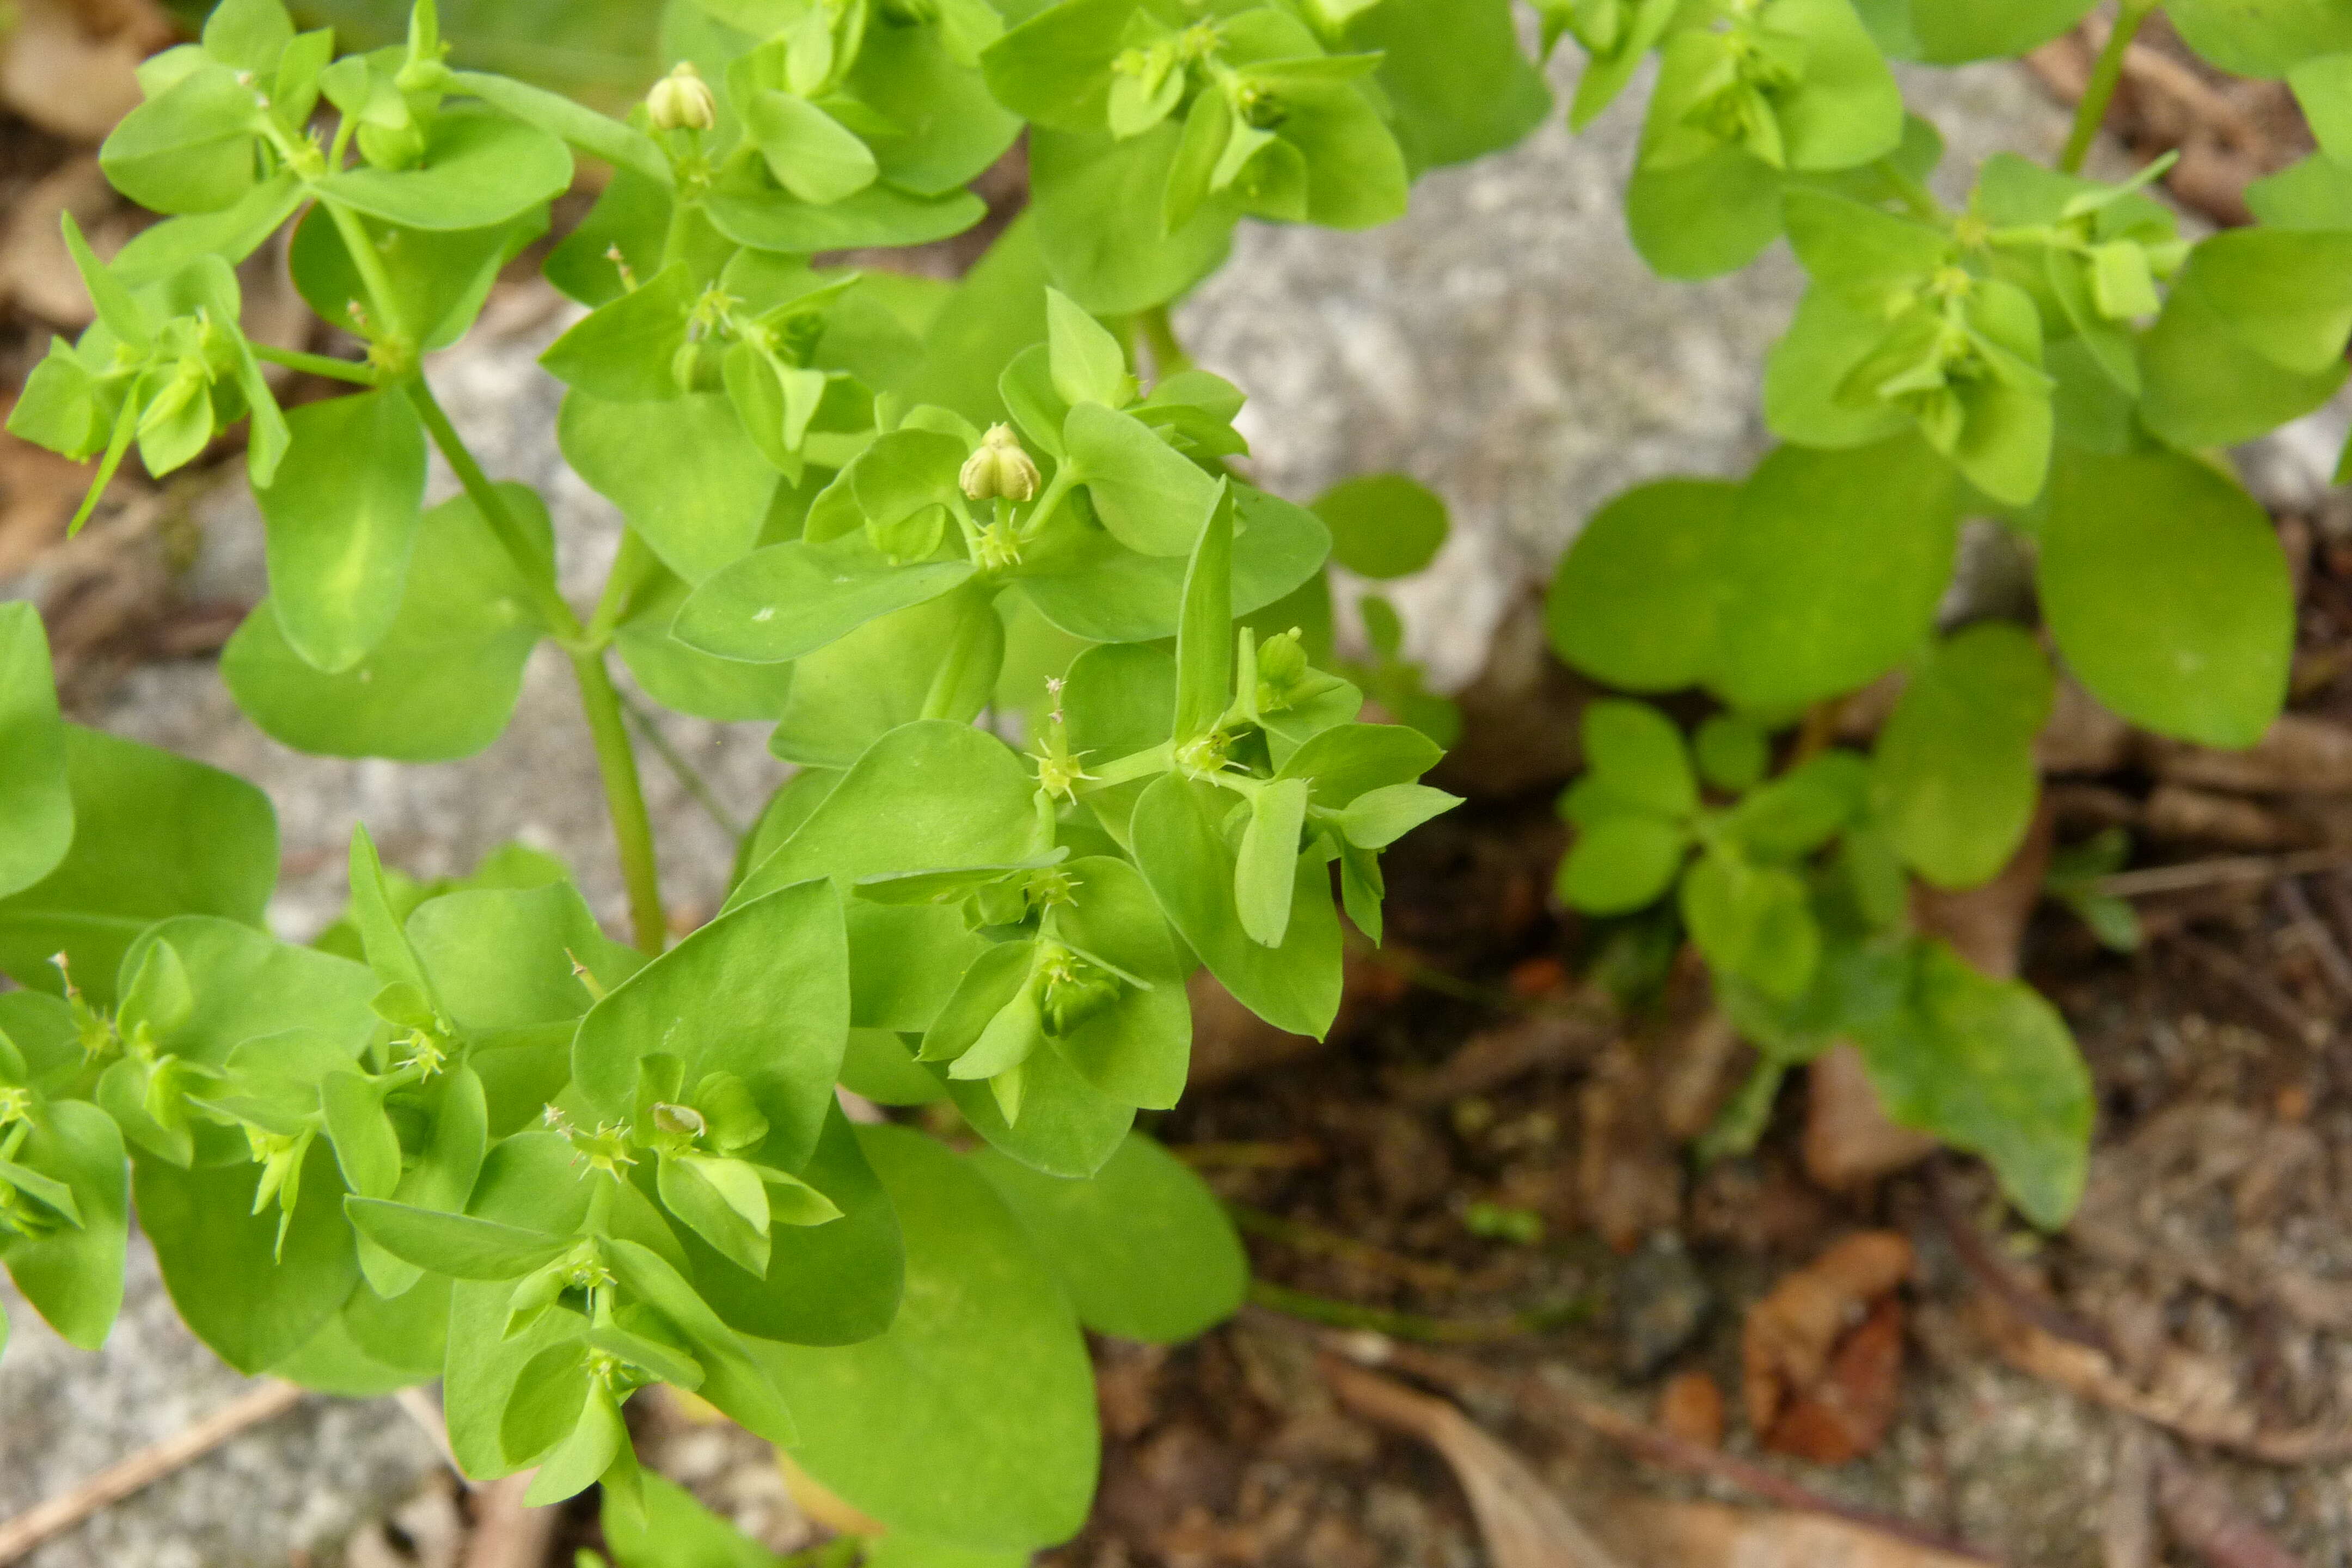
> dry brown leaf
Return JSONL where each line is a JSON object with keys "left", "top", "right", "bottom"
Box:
{"left": 1742, "top": 1232, "right": 1914, "bottom": 1440}
{"left": 1764, "top": 1297, "right": 1904, "bottom": 1465}
{"left": 1322, "top": 1357, "right": 1626, "bottom": 1568}
{"left": 2145, "top": 785, "right": 2307, "bottom": 849}
{"left": 1657, "top": 1370, "right": 1725, "bottom": 1449}
{"left": 0, "top": 0, "right": 173, "bottom": 142}
{"left": 1603, "top": 1499, "right": 1994, "bottom": 1568}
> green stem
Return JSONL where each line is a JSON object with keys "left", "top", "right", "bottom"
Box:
{"left": 572, "top": 648, "right": 671, "bottom": 955}
{"left": 1137, "top": 303, "right": 1192, "bottom": 380}
{"left": 918, "top": 604, "right": 992, "bottom": 720}
{"left": 320, "top": 197, "right": 410, "bottom": 349}
{"left": 1875, "top": 157, "right": 1944, "bottom": 223}
{"left": 587, "top": 528, "right": 658, "bottom": 644}
{"left": 403, "top": 379, "right": 667, "bottom": 955}
{"left": 2060, "top": 0, "right": 2160, "bottom": 175}
{"left": 1246, "top": 1279, "right": 1592, "bottom": 1345}
{"left": 403, "top": 379, "right": 585, "bottom": 645}
{"left": 249, "top": 343, "right": 378, "bottom": 385}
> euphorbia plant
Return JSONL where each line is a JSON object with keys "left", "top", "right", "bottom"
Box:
{"left": 1543, "top": 0, "right": 2352, "bottom": 1228}
{"left": 0, "top": 0, "right": 1523, "bottom": 1557}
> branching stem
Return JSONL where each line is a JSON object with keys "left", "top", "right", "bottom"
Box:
{"left": 403, "top": 378, "right": 669, "bottom": 955}
{"left": 2060, "top": 0, "right": 2161, "bottom": 175}
{"left": 247, "top": 344, "right": 378, "bottom": 385}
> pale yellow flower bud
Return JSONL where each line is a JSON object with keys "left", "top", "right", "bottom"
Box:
{"left": 960, "top": 423, "right": 1042, "bottom": 503}
{"left": 648, "top": 63, "right": 717, "bottom": 133}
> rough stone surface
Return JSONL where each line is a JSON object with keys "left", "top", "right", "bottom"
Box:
{"left": 0, "top": 1251, "right": 443, "bottom": 1568}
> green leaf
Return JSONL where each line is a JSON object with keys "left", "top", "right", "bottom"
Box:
{"left": 2165, "top": 0, "right": 2352, "bottom": 77}
{"left": 133, "top": 1140, "right": 360, "bottom": 1374}
{"left": 2038, "top": 450, "right": 2291, "bottom": 748}
{"left": 2141, "top": 241, "right": 2352, "bottom": 448}
{"left": 739, "top": 718, "right": 1043, "bottom": 903}
{"left": 1172, "top": 486, "right": 1235, "bottom": 740}
{"left": 1720, "top": 750, "right": 1870, "bottom": 861}
{"left": 322, "top": 1072, "right": 401, "bottom": 1200}
{"left": 1899, "top": 0, "right": 2098, "bottom": 62}
{"left": 256, "top": 389, "right": 428, "bottom": 676}
{"left": 291, "top": 204, "right": 547, "bottom": 354}
{"left": 575, "top": 880, "right": 850, "bottom": 1173}
{"left": 1236, "top": 777, "right": 1309, "bottom": 947}
{"left": 1682, "top": 848, "right": 1820, "bottom": 1002}
{"left": 1695, "top": 714, "right": 1771, "bottom": 793}
{"left": 978, "top": 0, "right": 1136, "bottom": 132}
{"left": 971, "top": 1131, "right": 1244, "bottom": 1343}
{"left": 320, "top": 108, "right": 575, "bottom": 230}
{"left": 705, "top": 156, "right": 986, "bottom": 253}
{"left": 669, "top": 1102, "right": 904, "bottom": 1346}
{"left": 1871, "top": 623, "right": 2053, "bottom": 889}
{"left": 449, "top": 69, "right": 671, "bottom": 187}
{"left": 1342, "top": 0, "right": 1551, "bottom": 173}
{"left": 345, "top": 1198, "right": 571, "bottom": 1280}
{"left": 1546, "top": 479, "right": 1738, "bottom": 693}
{"left": 1710, "top": 439, "right": 1959, "bottom": 712}
{"left": 560, "top": 391, "right": 779, "bottom": 584}
{"left": 745, "top": 90, "right": 881, "bottom": 204}
{"left": 674, "top": 536, "right": 977, "bottom": 664}
{"left": 604, "top": 1237, "right": 799, "bottom": 1445}
{"left": 1029, "top": 124, "right": 1239, "bottom": 314}
{"left": 846, "top": 21, "right": 1023, "bottom": 196}
{"left": 100, "top": 64, "right": 263, "bottom": 216}
{"left": 1559, "top": 816, "right": 1690, "bottom": 915}
{"left": 2290, "top": 52, "right": 2352, "bottom": 157}
{"left": 0, "top": 730, "right": 275, "bottom": 1004}
{"left": 0, "top": 603, "right": 72, "bottom": 901}
{"left": 763, "top": 586, "right": 1007, "bottom": 769}
{"left": 755, "top": 1125, "right": 1098, "bottom": 1552}
{"left": 1855, "top": 940, "right": 2092, "bottom": 1228}
{"left": 224, "top": 483, "right": 551, "bottom": 761}
{"left": 1015, "top": 483, "right": 1327, "bottom": 645}
{"left": 1311, "top": 473, "right": 1448, "bottom": 580}
{"left": 536, "top": 263, "right": 699, "bottom": 399}
{"left": 604, "top": 1474, "right": 792, "bottom": 1568}
{"left": 1132, "top": 775, "right": 1342, "bottom": 1039}
{"left": 1582, "top": 701, "right": 1697, "bottom": 818}
{"left": 1338, "top": 783, "right": 1460, "bottom": 849}
{"left": 613, "top": 571, "right": 798, "bottom": 723}
{"left": 1046, "top": 287, "right": 1135, "bottom": 409}
{"left": 1066, "top": 402, "right": 1223, "bottom": 558}
{"left": 0, "top": 1102, "right": 128, "bottom": 1350}
{"left": 121, "top": 917, "right": 378, "bottom": 1068}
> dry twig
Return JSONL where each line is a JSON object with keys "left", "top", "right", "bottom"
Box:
{"left": 0, "top": 1379, "right": 306, "bottom": 1565}
{"left": 2155, "top": 1454, "right": 2307, "bottom": 1568}
{"left": 458, "top": 1474, "right": 558, "bottom": 1568}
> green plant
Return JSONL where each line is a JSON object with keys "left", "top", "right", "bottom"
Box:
{"left": 0, "top": 0, "right": 1514, "bottom": 1558}
{"left": 1543, "top": 0, "right": 2352, "bottom": 1227}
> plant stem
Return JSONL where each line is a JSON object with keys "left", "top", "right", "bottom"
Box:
{"left": 248, "top": 344, "right": 379, "bottom": 385}
{"left": 402, "top": 379, "right": 585, "bottom": 645}
{"left": 572, "top": 648, "right": 672, "bottom": 955}
{"left": 1246, "top": 1279, "right": 1592, "bottom": 1344}
{"left": 402, "top": 378, "right": 669, "bottom": 955}
{"left": 320, "top": 198, "right": 410, "bottom": 348}
{"left": 1137, "top": 303, "right": 1193, "bottom": 380}
{"left": 2060, "top": 0, "right": 2160, "bottom": 175}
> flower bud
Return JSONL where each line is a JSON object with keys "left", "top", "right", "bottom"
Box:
{"left": 960, "top": 423, "right": 1041, "bottom": 503}
{"left": 648, "top": 62, "right": 718, "bottom": 133}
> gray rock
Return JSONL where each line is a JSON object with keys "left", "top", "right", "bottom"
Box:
{"left": 1, "top": 1247, "right": 442, "bottom": 1568}
{"left": 1612, "top": 1229, "right": 1712, "bottom": 1380}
